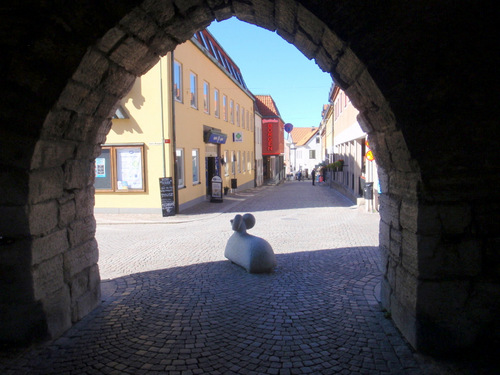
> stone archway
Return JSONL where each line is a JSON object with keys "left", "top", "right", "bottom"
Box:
{"left": 1, "top": 1, "right": 498, "bottom": 355}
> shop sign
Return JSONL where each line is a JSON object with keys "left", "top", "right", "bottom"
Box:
{"left": 205, "top": 130, "right": 227, "bottom": 144}
{"left": 233, "top": 132, "right": 243, "bottom": 142}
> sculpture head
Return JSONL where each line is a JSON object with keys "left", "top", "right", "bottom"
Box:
{"left": 230, "top": 213, "right": 256, "bottom": 232}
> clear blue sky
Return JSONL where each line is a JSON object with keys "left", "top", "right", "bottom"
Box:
{"left": 207, "top": 17, "right": 332, "bottom": 128}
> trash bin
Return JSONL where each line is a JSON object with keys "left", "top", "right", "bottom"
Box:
{"left": 363, "top": 182, "right": 374, "bottom": 199}
{"left": 231, "top": 178, "right": 237, "bottom": 189}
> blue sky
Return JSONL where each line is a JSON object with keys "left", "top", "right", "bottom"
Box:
{"left": 207, "top": 17, "right": 333, "bottom": 129}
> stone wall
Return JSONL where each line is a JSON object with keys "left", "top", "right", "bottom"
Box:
{"left": 0, "top": 0, "right": 498, "bottom": 354}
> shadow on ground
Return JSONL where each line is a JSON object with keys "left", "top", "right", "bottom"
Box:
{"left": 1, "top": 246, "right": 497, "bottom": 374}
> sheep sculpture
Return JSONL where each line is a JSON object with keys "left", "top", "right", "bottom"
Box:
{"left": 224, "top": 213, "right": 276, "bottom": 273}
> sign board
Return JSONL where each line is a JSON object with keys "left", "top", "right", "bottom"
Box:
{"left": 159, "top": 177, "right": 175, "bottom": 216}
{"left": 204, "top": 130, "right": 227, "bottom": 144}
{"left": 211, "top": 176, "right": 223, "bottom": 202}
{"left": 233, "top": 132, "right": 243, "bottom": 142}
{"left": 262, "top": 119, "right": 284, "bottom": 155}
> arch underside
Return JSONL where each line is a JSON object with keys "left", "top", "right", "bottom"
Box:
{"left": 0, "top": 0, "right": 498, "bottom": 355}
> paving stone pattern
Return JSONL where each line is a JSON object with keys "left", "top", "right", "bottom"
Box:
{"left": 0, "top": 182, "right": 486, "bottom": 374}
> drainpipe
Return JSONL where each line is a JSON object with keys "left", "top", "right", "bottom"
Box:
{"left": 169, "top": 52, "right": 179, "bottom": 214}
{"left": 160, "top": 57, "right": 167, "bottom": 178}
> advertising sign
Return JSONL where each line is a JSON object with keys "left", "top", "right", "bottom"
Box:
{"left": 233, "top": 132, "right": 243, "bottom": 142}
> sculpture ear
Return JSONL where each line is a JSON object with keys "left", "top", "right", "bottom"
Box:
{"left": 232, "top": 214, "right": 243, "bottom": 231}
{"left": 242, "top": 213, "right": 255, "bottom": 230}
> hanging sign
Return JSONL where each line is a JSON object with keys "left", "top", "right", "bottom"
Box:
{"left": 204, "top": 130, "right": 227, "bottom": 144}
{"left": 365, "top": 140, "right": 375, "bottom": 161}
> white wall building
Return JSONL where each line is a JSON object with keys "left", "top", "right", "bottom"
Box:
{"left": 288, "top": 127, "right": 322, "bottom": 179}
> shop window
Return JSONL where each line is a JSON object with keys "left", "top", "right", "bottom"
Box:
{"left": 224, "top": 150, "right": 229, "bottom": 176}
{"left": 190, "top": 73, "right": 197, "bottom": 109}
{"left": 176, "top": 148, "right": 185, "bottom": 187}
{"left": 231, "top": 151, "right": 235, "bottom": 175}
{"left": 192, "top": 149, "right": 200, "bottom": 184}
{"left": 203, "top": 81, "right": 209, "bottom": 113}
{"left": 174, "top": 61, "right": 182, "bottom": 102}
{"left": 95, "top": 145, "right": 145, "bottom": 192}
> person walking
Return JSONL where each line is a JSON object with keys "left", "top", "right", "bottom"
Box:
{"left": 311, "top": 169, "right": 316, "bottom": 185}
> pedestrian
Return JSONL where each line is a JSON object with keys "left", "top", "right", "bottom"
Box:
{"left": 311, "top": 169, "right": 316, "bottom": 185}
{"left": 297, "top": 170, "right": 302, "bottom": 181}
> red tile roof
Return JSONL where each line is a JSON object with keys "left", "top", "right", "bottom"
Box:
{"left": 290, "top": 127, "right": 318, "bottom": 146}
{"left": 255, "top": 95, "right": 282, "bottom": 119}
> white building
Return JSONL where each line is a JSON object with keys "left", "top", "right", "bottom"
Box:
{"left": 288, "top": 126, "right": 322, "bottom": 179}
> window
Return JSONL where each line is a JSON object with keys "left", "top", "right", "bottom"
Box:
{"left": 95, "top": 145, "right": 145, "bottom": 192}
{"left": 223, "top": 95, "right": 228, "bottom": 121}
{"left": 174, "top": 61, "right": 182, "bottom": 102}
{"left": 309, "top": 150, "right": 316, "bottom": 159}
{"left": 190, "top": 73, "right": 197, "bottom": 108}
{"left": 176, "top": 148, "right": 185, "bottom": 187}
{"left": 241, "top": 107, "right": 245, "bottom": 129}
{"left": 224, "top": 150, "right": 229, "bottom": 175}
{"left": 248, "top": 151, "right": 251, "bottom": 171}
{"left": 242, "top": 152, "right": 246, "bottom": 172}
{"left": 203, "top": 81, "right": 209, "bottom": 113}
{"left": 192, "top": 149, "right": 200, "bottom": 184}
{"left": 230, "top": 100, "right": 234, "bottom": 123}
{"left": 231, "top": 151, "right": 235, "bottom": 175}
{"left": 316, "top": 136, "right": 320, "bottom": 144}
{"left": 236, "top": 104, "right": 240, "bottom": 126}
{"left": 237, "top": 151, "right": 241, "bottom": 173}
{"left": 214, "top": 89, "right": 219, "bottom": 118}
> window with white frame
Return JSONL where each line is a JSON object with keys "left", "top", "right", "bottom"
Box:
{"left": 203, "top": 81, "right": 210, "bottom": 113}
{"left": 214, "top": 89, "right": 219, "bottom": 118}
{"left": 223, "top": 95, "right": 228, "bottom": 121}
{"left": 309, "top": 150, "right": 316, "bottom": 159}
{"left": 237, "top": 151, "right": 241, "bottom": 173}
{"left": 192, "top": 149, "right": 200, "bottom": 184}
{"left": 242, "top": 152, "right": 246, "bottom": 172}
{"left": 241, "top": 107, "right": 245, "bottom": 129}
{"left": 176, "top": 148, "right": 185, "bottom": 187}
{"left": 236, "top": 104, "right": 240, "bottom": 126}
{"left": 190, "top": 73, "right": 197, "bottom": 109}
{"left": 173, "top": 61, "right": 182, "bottom": 102}
{"left": 224, "top": 150, "right": 229, "bottom": 175}
{"left": 231, "top": 151, "right": 235, "bottom": 175}
{"left": 230, "top": 100, "right": 234, "bottom": 123}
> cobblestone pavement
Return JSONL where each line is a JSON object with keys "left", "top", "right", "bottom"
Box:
{"left": 1, "top": 182, "right": 495, "bottom": 374}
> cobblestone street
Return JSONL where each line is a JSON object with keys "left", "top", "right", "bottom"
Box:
{"left": 0, "top": 182, "right": 489, "bottom": 374}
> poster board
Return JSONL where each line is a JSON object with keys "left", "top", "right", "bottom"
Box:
{"left": 159, "top": 177, "right": 175, "bottom": 216}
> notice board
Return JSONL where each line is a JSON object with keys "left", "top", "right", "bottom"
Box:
{"left": 159, "top": 177, "right": 175, "bottom": 217}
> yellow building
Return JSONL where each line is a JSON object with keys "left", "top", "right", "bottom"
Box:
{"left": 94, "top": 29, "right": 255, "bottom": 214}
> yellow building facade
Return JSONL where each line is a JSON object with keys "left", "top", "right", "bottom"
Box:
{"left": 94, "top": 30, "right": 255, "bottom": 214}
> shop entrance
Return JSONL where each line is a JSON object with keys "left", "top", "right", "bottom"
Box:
{"left": 205, "top": 143, "right": 220, "bottom": 197}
